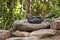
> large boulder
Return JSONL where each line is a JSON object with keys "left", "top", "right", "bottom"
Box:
{"left": 6, "top": 37, "right": 40, "bottom": 40}
{"left": 12, "top": 30, "right": 29, "bottom": 37}
{"left": 29, "top": 29, "right": 57, "bottom": 38}
{"left": 0, "top": 30, "right": 10, "bottom": 40}
{"left": 13, "top": 19, "right": 50, "bottom": 31}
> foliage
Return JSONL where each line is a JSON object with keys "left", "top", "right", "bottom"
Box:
{"left": 51, "top": 0, "right": 60, "bottom": 18}
{"left": 0, "top": 0, "right": 60, "bottom": 29}
{"left": 0, "top": 0, "right": 26, "bottom": 29}
{"left": 13, "top": 0, "right": 25, "bottom": 20}
{"left": 31, "top": 0, "right": 53, "bottom": 16}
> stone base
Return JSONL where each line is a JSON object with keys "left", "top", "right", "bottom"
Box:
{"left": 13, "top": 19, "right": 50, "bottom": 31}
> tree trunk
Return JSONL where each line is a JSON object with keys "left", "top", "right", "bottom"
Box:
{"left": 6, "top": 0, "right": 14, "bottom": 29}
{"left": 9, "top": 0, "right": 14, "bottom": 19}
{"left": 26, "top": 0, "right": 30, "bottom": 14}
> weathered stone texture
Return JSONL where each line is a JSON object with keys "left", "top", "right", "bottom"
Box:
{"left": 29, "top": 29, "right": 57, "bottom": 38}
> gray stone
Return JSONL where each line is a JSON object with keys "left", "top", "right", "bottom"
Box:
{"left": 40, "top": 37, "right": 52, "bottom": 40}
{"left": 40, "top": 34, "right": 60, "bottom": 40}
{"left": 0, "top": 30, "right": 10, "bottom": 40}
{"left": 13, "top": 19, "right": 50, "bottom": 31}
{"left": 12, "top": 30, "right": 29, "bottom": 37}
{"left": 29, "top": 29, "right": 57, "bottom": 38}
{"left": 6, "top": 37, "right": 40, "bottom": 40}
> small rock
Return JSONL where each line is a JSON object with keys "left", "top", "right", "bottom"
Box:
{"left": 50, "top": 19, "right": 60, "bottom": 29}
{"left": 29, "top": 29, "right": 57, "bottom": 38}
{"left": 40, "top": 37, "right": 52, "bottom": 40}
{"left": 57, "top": 30, "right": 60, "bottom": 34}
{"left": 0, "top": 30, "right": 10, "bottom": 40}
{"left": 6, "top": 37, "right": 40, "bottom": 40}
{"left": 12, "top": 30, "right": 29, "bottom": 37}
